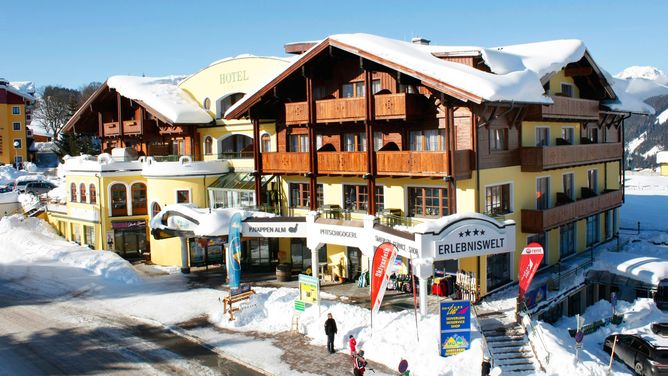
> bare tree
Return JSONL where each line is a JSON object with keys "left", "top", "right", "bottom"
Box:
{"left": 34, "top": 86, "right": 79, "bottom": 140}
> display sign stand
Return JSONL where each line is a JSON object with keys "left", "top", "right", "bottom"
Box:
{"left": 221, "top": 284, "right": 255, "bottom": 321}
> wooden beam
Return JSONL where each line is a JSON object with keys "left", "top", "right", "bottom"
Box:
{"left": 364, "top": 69, "right": 377, "bottom": 216}
{"left": 252, "top": 116, "right": 263, "bottom": 208}
{"left": 117, "top": 91, "right": 124, "bottom": 147}
{"left": 305, "top": 72, "right": 318, "bottom": 211}
{"left": 564, "top": 66, "right": 593, "bottom": 77}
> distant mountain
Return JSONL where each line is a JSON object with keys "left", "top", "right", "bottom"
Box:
{"left": 615, "top": 66, "right": 668, "bottom": 169}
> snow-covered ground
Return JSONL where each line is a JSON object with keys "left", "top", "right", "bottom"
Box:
{"left": 0, "top": 172, "right": 666, "bottom": 375}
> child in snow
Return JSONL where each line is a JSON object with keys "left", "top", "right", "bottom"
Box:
{"left": 348, "top": 335, "right": 357, "bottom": 357}
{"left": 353, "top": 350, "right": 367, "bottom": 376}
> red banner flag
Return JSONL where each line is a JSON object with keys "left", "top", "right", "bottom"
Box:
{"left": 371, "top": 242, "right": 397, "bottom": 315}
{"left": 518, "top": 242, "right": 544, "bottom": 298}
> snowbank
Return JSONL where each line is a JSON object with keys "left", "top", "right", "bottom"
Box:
{"left": 0, "top": 165, "right": 28, "bottom": 186}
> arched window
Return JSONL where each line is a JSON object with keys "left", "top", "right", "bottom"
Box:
{"left": 89, "top": 184, "right": 97, "bottom": 205}
{"left": 70, "top": 183, "right": 77, "bottom": 202}
{"left": 217, "top": 92, "right": 245, "bottom": 118}
{"left": 261, "top": 134, "right": 271, "bottom": 152}
{"left": 110, "top": 184, "right": 127, "bottom": 216}
{"left": 151, "top": 202, "right": 161, "bottom": 218}
{"left": 204, "top": 136, "right": 213, "bottom": 155}
{"left": 203, "top": 97, "right": 211, "bottom": 110}
{"left": 131, "top": 183, "right": 147, "bottom": 215}
{"left": 79, "top": 183, "right": 87, "bottom": 203}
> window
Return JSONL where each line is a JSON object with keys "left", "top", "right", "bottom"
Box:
{"left": 536, "top": 127, "right": 549, "bottom": 146}
{"left": 70, "top": 183, "right": 77, "bottom": 202}
{"left": 588, "top": 127, "right": 599, "bottom": 143}
{"left": 220, "top": 134, "right": 253, "bottom": 158}
{"left": 204, "top": 136, "right": 213, "bottom": 155}
{"left": 110, "top": 184, "right": 128, "bottom": 216}
{"left": 343, "top": 185, "right": 384, "bottom": 213}
{"left": 13, "top": 139, "right": 22, "bottom": 149}
{"left": 408, "top": 187, "right": 448, "bottom": 217}
{"left": 487, "top": 253, "right": 511, "bottom": 291}
{"left": 398, "top": 84, "right": 417, "bottom": 94}
{"left": 151, "top": 202, "right": 162, "bottom": 218}
{"left": 559, "top": 222, "right": 575, "bottom": 258}
{"left": 219, "top": 92, "right": 245, "bottom": 117}
{"left": 485, "top": 184, "right": 512, "bottom": 215}
{"left": 561, "top": 127, "right": 575, "bottom": 145}
{"left": 587, "top": 169, "right": 598, "bottom": 194}
{"left": 563, "top": 173, "right": 575, "bottom": 201}
{"left": 373, "top": 131, "right": 383, "bottom": 151}
{"left": 341, "top": 80, "right": 380, "bottom": 97}
{"left": 409, "top": 129, "right": 446, "bottom": 151}
{"left": 289, "top": 182, "right": 323, "bottom": 208}
{"left": 89, "top": 184, "right": 97, "bottom": 205}
{"left": 12, "top": 122, "right": 20, "bottom": 131}
{"left": 527, "top": 233, "right": 548, "bottom": 267}
{"left": 132, "top": 183, "right": 147, "bottom": 215}
{"left": 586, "top": 215, "right": 600, "bottom": 246}
{"left": 289, "top": 134, "right": 309, "bottom": 152}
{"left": 560, "top": 83, "right": 574, "bottom": 98}
{"left": 261, "top": 134, "right": 271, "bottom": 152}
{"left": 176, "top": 189, "right": 190, "bottom": 204}
{"left": 343, "top": 132, "right": 366, "bottom": 152}
{"left": 203, "top": 97, "right": 211, "bottom": 110}
{"left": 536, "top": 177, "right": 550, "bottom": 210}
{"left": 171, "top": 139, "right": 185, "bottom": 155}
{"left": 14, "top": 156, "right": 22, "bottom": 165}
{"left": 489, "top": 128, "right": 508, "bottom": 151}
{"left": 79, "top": 183, "right": 87, "bottom": 203}
{"left": 12, "top": 106, "right": 20, "bottom": 115}
{"left": 291, "top": 238, "right": 310, "bottom": 271}
{"left": 84, "top": 225, "right": 95, "bottom": 248}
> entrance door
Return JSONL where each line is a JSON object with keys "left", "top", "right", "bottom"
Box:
{"left": 486, "top": 252, "right": 511, "bottom": 291}
{"left": 347, "top": 247, "right": 362, "bottom": 281}
{"left": 114, "top": 228, "right": 146, "bottom": 258}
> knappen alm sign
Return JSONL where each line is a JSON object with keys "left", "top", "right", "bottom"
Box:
{"left": 423, "top": 215, "right": 516, "bottom": 261}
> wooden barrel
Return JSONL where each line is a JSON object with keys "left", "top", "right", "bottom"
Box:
{"left": 276, "top": 263, "right": 292, "bottom": 282}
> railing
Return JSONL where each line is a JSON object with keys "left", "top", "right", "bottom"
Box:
{"left": 520, "top": 303, "right": 549, "bottom": 372}
{"left": 103, "top": 121, "right": 120, "bottom": 136}
{"left": 521, "top": 143, "right": 623, "bottom": 171}
{"left": 472, "top": 305, "right": 495, "bottom": 369}
{"left": 285, "top": 102, "right": 308, "bottom": 125}
{"left": 217, "top": 151, "right": 254, "bottom": 160}
{"left": 548, "top": 248, "right": 594, "bottom": 291}
{"left": 317, "top": 152, "right": 367, "bottom": 174}
{"left": 378, "top": 214, "right": 423, "bottom": 227}
{"left": 376, "top": 151, "right": 448, "bottom": 176}
{"left": 261, "top": 152, "right": 309, "bottom": 174}
{"left": 316, "top": 97, "right": 365, "bottom": 123}
{"left": 521, "top": 189, "right": 622, "bottom": 233}
{"left": 541, "top": 96, "right": 599, "bottom": 120}
{"left": 122, "top": 120, "right": 141, "bottom": 134}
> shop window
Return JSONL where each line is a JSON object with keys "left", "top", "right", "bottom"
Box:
{"left": 485, "top": 183, "right": 511, "bottom": 216}
{"left": 489, "top": 128, "right": 508, "bottom": 151}
{"left": 291, "top": 238, "right": 310, "bottom": 271}
{"left": 559, "top": 222, "right": 575, "bottom": 259}
{"left": 289, "top": 182, "right": 323, "bottom": 208}
{"left": 176, "top": 189, "right": 190, "bottom": 204}
{"left": 408, "top": 187, "right": 448, "bottom": 217}
{"left": 110, "top": 184, "right": 128, "bottom": 216}
{"left": 70, "top": 183, "right": 77, "bottom": 202}
{"left": 79, "top": 183, "right": 87, "bottom": 203}
{"left": 84, "top": 226, "right": 95, "bottom": 248}
{"left": 261, "top": 134, "right": 271, "bottom": 153}
{"left": 486, "top": 252, "right": 511, "bottom": 291}
{"left": 409, "top": 129, "right": 446, "bottom": 151}
{"left": 132, "top": 183, "right": 147, "bottom": 215}
{"left": 242, "top": 238, "right": 277, "bottom": 267}
{"left": 204, "top": 136, "right": 213, "bottom": 155}
{"left": 343, "top": 185, "right": 383, "bottom": 213}
{"left": 89, "top": 184, "right": 97, "bottom": 205}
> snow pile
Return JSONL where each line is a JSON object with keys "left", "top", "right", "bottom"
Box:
{"left": 34, "top": 141, "right": 56, "bottom": 152}
{"left": 0, "top": 165, "right": 28, "bottom": 186}
{"left": 0, "top": 215, "right": 139, "bottom": 284}
{"left": 47, "top": 183, "right": 67, "bottom": 203}
{"left": 107, "top": 75, "right": 213, "bottom": 124}
{"left": 657, "top": 108, "right": 668, "bottom": 125}
{"left": 211, "top": 286, "right": 484, "bottom": 376}
{"left": 657, "top": 151, "right": 668, "bottom": 164}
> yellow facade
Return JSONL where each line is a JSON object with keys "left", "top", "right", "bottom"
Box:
{"left": 0, "top": 101, "right": 28, "bottom": 165}
{"left": 546, "top": 71, "right": 581, "bottom": 98}
{"left": 662, "top": 164, "right": 668, "bottom": 176}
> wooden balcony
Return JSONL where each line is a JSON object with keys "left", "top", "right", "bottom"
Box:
{"left": 123, "top": 120, "right": 141, "bottom": 134}
{"left": 521, "top": 143, "right": 623, "bottom": 172}
{"left": 261, "top": 152, "right": 309, "bottom": 174}
{"left": 453, "top": 149, "right": 473, "bottom": 179}
{"left": 284, "top": 93, "right": 423, "bottom": 125}
{"left": 521, "top": 189, "right": 623, "bottom": 233}
{"left": 103, "top": 121, "right": 120, "bottom": 136}
{"left": 377, "top": 151, "right": 448, "bottom": 176}
{"left": 529, "top": 96, "right": 600, "bottom": 121}
{"left": 317, "top": 152, "right": 367, "bottom": 175}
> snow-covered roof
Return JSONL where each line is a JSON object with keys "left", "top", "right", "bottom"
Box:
{"left": 656, "top": 151, "right": 668, "bottom": 164}
{"left": 61, "top": 153, "right": 229, "bottom": 177}
{"left": 593, "top": 250, "right": 667, "bottom": 285}
{"left": 206, "top": 54, "right": 293, "bottom": 68}
{"left": 9, "top": 81, "right": 35, "bottom": 96}
{"left": 150, "top": 205, "right": 273, "bottom": 237}
{"left": 106, "top": 75, "right": 213, "bottom": 124}
{"left": 0, "top": 81, "right": 35, "bottom": 102}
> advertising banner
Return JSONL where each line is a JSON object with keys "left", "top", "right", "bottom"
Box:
{"left": 227, "top": 213, "right": 242, "bottom": 288}
{"left": 439, "top": 300, "right": 471, "bottom": 357}
{"left": 298, "top": 274, "right": 320, "bottom": 304}
{"left": 524, "top": 283, "right": 547, "bottom": 309}
{"left": 518, "top": 242, "right": 544, "bottom": 298}
{"left": 371, "top": 242, "right": 397, "bottom": 315}
{"left": 230, "top": 283, "right": 251, "bottom": 297}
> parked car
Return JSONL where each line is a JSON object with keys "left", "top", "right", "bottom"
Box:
{"left": 14, "top": 177, "right": 44, "bottom": 192}
{"left": 656, "top": 279, "right": 668, "bottom": 311}
{"left": 652, "top": 323, "right": 668, "bottom": 337}
{"left": 22, "top": 181, "right": 56, "bottom": 196}
{"left": 603, "top": 333, "right": 667, "bottom": 375}
{"left": 0, "top": 185, "right": 11, "bottom": 193}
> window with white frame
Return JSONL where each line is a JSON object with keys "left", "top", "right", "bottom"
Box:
{"left": 176, "top": 189, "right": 191, "bottom": 204}
{"left": 587, "top": 169, "right": 598, "bottom": 194}
{"left": 289, "top": 134, "right": 308, "bottom": 152}
{"left": 561, "top": 127, "right": 575, "bottom": 145}
{"left": 536, "top": 127, "right": 549, "bottom": 146}
{"left": 12, "top": 122, "right": 20, "bottom": 131}
{"left": 343, "top": 132, "right": 366, "bottom": 152}
{"left": 12, "top": 106, "right": 20, "bottom": 115}
{"left": 489, "top": 128, "right": 508, "bottom": 151}
{"left": 485, "top": 183, "right": 512, "bottom": 215}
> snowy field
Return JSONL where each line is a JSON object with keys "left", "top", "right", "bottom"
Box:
{"left": 0, "top": 171, "right": 665, "bottom": 375}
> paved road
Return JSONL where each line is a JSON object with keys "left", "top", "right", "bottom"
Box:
{"left": 0, "top": 279, "right": 262, "bottom": 376}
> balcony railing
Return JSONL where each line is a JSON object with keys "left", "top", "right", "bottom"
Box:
{"left": 543, "top": 96, "right": 599, "bottom": 120}
{"left": 521, "top": 143, "right": 623, "bottom": 171}
{"left": 317, "top": 152, "right": 367, "bottom": 174}
{"left": 284, "top": 93, "right": 423, "bottom": 124}
{"left": 103, "top": 121, "right": 120, "bottom": 136}
{"left": 521, "top": 189, "right": 623, "bottom": 233}
{"left": 377, "top": 151, "right": 448, "bottom": 176}
{"left": 217, "top": 151, "right": 254, "bottom": 160}
{"left": 123, "top": 120, "right": 141, "bottom": 134}
{"left": 261, "top": 152, "right": 309, "bottom": 174}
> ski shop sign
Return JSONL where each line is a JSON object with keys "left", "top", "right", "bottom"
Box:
{"left": 440, "top": 300, "right": 471, "bottom": 357}
{"left": 425, "top": 216, "right": 516, "bottom": 261}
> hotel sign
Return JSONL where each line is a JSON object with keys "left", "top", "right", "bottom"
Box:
{"left": 219, "top": 70, "right": 249, "bottom": 85}
{"left": 426, "top": 217, "right": 515, "bottom": 261}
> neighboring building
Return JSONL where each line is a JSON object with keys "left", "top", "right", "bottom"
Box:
{"left": 0, "top": 79, "right": 35, "bottom": 166}
{"left": 657, "top": 151, "right": 668, "bottom": 175}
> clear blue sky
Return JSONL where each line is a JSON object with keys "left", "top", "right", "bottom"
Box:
{"left": 2, "top": 0, "right": 665, "bottom": 89}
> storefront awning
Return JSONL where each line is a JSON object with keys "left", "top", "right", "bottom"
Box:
{"left": 208, "top": 172, "right": 274, "bottom": 191}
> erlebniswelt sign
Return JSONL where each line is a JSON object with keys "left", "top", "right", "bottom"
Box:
{"left": 242, "top": 221, "right": 306, "bottom": 238}
{"left": 425, "top": 217, "right": 515, "bottom": 261}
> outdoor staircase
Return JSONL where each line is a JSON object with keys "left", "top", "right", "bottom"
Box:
{"left": 478, "top": 312, "right": 539, "bottom": 374}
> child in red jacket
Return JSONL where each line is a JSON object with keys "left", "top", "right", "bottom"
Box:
{"left": 348, "top": 335, "right": 357, "bottom": 357}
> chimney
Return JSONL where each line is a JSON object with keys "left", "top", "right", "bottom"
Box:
{"left": 411, "top": 37, "right": 431, "bottom": 46}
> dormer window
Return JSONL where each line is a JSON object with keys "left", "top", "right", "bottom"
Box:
{"left": 560, "top": 83, "right": 573, "bottom": 98}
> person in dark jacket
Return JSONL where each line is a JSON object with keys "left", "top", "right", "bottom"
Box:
{"left": 324, "top": 313, "right": 337, "bottom": 353}
{"left": 353, "top": 350, "right": 367, "bottom": 376}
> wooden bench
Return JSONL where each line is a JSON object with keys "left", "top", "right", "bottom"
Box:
{"left": 222, "top": 289, "right": 255, "bottom": 321}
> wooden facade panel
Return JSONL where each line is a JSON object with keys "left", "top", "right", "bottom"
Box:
{"left": 103, "top": 122, "right": 120, "bottom": 136}
{"left": 285, "top": 102, "right": 308, "bottom": 125}
{"left": 377, "top": 151, "right": 448, "bottom": 176}
{"left": 261, "top": 152, "right": 309, "bottom": 174}
{"left": 317, "top": 152, "right": 367, "bottom": 174}
{"left": 123, "top": 120, "right": 141, "bottom": 134}
{"left": 316, "top": 97, "right": 366, "bottom": 123}
{"left": 437, "top": 56, "right": 474, "bottom": 66}
{"left": 526, "top": 96, "right": 600, "bottom": 121}
{"left": 477, "top": 119, "right": 521, "bottom": 169}
{"left": 454, "top": 108, "right": 472, "bottom": 151}
{"left": 521, "top": 143, "right": 623, "bottom": 172}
